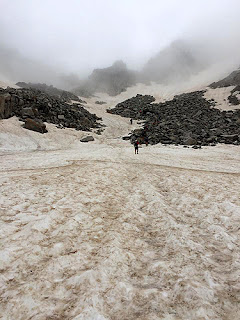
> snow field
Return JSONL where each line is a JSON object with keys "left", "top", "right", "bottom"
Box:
{"left": 0, "top": 82, "right": 240, "bottom": 319}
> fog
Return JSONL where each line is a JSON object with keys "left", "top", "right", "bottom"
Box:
{"left": 1, "top": 0, "right": 240, "bottom": 89}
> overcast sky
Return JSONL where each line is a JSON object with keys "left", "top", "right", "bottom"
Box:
{"left": 1, "top": 0, "right": 240, "bottom": 77}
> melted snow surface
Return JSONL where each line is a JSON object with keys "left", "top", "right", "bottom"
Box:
{"left": 0, "top": 84, "right": 240, "bottom": 320}
{"left": 204, "top": 86, "right": 240, "bottom": 111}
{"left": 0, "top": 79, "right": 19, "bottom": 89}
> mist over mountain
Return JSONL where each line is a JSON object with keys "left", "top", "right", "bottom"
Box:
{"left": 142, "top": 40, "right": 206, "bottom": 84}
{"left": 72, "top": 40, "right": 211, "bottom": 96}
{"left": 73, "top": 61, "right": 138, "bottom": 97}
{"left": 1, "top": 1, "right": 240, "bottom": 97}
{"left": 0, "top": 46, "right": 57, "bottom": 85}
{"left": 1, "top": 37, "right": 240, "bottom": 98}
{"left": 0, "top": 44, "right": 86, "bottom": 91}
{"left": 1, "top": 0, "right": 240, "bottom": 96}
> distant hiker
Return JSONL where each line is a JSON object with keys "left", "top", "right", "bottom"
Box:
{"left": 134, "top": 140, "right": 139, "bottom": 154}
{"left": 145, "top": 138, "right": 149, "bottom": 146}
{"left": 130, "top": 119, "right": 133, "bottom": 125}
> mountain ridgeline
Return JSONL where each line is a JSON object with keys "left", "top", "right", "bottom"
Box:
{"left": 1, "top": 39, "right": 236, "bottom": 98}
{"left": 73, "top": 61, "right": 138, "bottom": 97}
{"left": 210, "top": 68, "right": 240, "bottom": 88}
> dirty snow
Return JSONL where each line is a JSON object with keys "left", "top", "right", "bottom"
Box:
{"left": 0, "top": 83, "right": 240, "bottom": 320}
{"left": 0, "top": 79, "right": 19, "bottom": 89}
{"left": 204, "top": 86, "right": 240, "bottom": 111}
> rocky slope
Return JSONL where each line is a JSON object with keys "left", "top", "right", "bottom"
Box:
{"left": 210, "top": 68, "right": 240, "bottom": 88}
{"left": 0, "top": 87, "right": 102, "bottom": 133}
{"left": 16, "top": 82, "right": 83, "bottom": 103}
{"left": 108, "top": 92, "right": 240, "bottom": 146}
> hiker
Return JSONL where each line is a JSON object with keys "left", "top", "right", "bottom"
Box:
{"left": 134, "top": 140, "right": 139, "bottom": 154}
{"left": 145, "top": 138, "right": 149, "bottom": 146}
{"left": 130, "top": 119, "right": 133, "bottom": 125}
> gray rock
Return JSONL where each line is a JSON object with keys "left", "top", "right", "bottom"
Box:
{"left": 58, "top": 114, "right": 65, "bottom": 120}
{"left": 206, "top": 136, "right": 217, "bottom": 143}
{"left": 183, "top": 137, "right": 198, "bottom": 145}
{"left": 19, "top": 99, "right": 24, "bottom": 106}
{"left": 194, "top": 110, "right": 202, "bottom": 117}
{"left": 95, "top": 101, "right": 106, "bottom": 105}
{"left": 21, "top": 107, "right": 35, "bottom": 118}
{"left": 80, "top": 136, "right": 95, "bottom": 142}
{"left": 220, "top": 134, "right": 238, "bottom": 140}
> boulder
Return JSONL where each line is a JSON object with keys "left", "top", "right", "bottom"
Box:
{"left": 21, "top": 107, "right": 35, "bottom": 118}
{"left": 0, "top": 93, "right": 12, "bottom": 119}
{"left": 95, "top": 101, "right": 106, "bottom": 105}
{"left": 220, "top": 134, "right": 238, "bottom": 142}
{"left": 24, "top": 118, "right": 48, "bottom": 133}
{"left": 80, "top": 136, "right": 94, "bottom": 142}
{"left": 19, "top": 99, "right": 24, "bottom": 106}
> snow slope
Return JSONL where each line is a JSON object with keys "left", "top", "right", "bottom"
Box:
{"left": 0, "top": 79, "right": 19, "bottom": 89}
{"left": 0, "top": 83, "right": 240, "bottom": 320}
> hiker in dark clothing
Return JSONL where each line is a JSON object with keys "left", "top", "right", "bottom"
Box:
{"left": 130, "top": 119, "right": 133, "bottom": 125}
{"left": 134, "top": 140, "right": 139, "bottom": 154}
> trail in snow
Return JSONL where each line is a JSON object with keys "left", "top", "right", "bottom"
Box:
{"left": 0, "top": 83, "right": 240, "bottom": 319}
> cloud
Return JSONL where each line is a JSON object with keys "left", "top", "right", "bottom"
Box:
{"left": 1, "top": 0, "right": 240, "bottom": 86}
